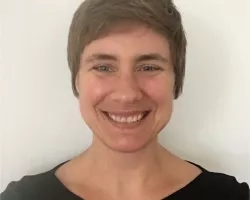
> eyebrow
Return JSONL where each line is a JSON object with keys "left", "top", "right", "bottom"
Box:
{"left": 84, "top": 53, "right": 169, "bottom": 63}
{"left": 135, "top": 53, "right": 169, "bottom": 63}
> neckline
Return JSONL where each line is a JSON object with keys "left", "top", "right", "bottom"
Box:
{"left": 50, "top": 160, "right": 207, "bottom": 200}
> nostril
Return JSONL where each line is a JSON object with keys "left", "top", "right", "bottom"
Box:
{"left": 110, "top": 89, "right": 143, "bottom": 103}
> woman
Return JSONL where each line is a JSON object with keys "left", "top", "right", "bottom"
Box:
{"left": 1, "top": 0, "right": 249, "bottom": 199}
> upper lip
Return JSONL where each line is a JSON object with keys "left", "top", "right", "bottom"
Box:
{"left": 102, "top": 110, "right": 150, "bottom": 116}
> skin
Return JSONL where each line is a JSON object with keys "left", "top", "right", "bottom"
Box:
{"left": 77, "top": 23, "right": 175, "bottom": 153}
{"left": 56, "top": 23, "right": 201, "bottom": 200}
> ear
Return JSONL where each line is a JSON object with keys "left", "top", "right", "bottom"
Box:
{"left": 75, "top": 73, "right": 79, "bottom": 93}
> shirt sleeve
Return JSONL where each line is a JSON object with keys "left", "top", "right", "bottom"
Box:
{"left": 1, "top": 182, "right": 23, "bottom": 200}
{"left": 233, "top": 181, "right": 250, "bottom": 200}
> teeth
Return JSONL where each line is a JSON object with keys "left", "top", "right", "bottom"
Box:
{"left": 108, "top": 113, "right": 145, "bottom": 123}
{"left": 127, "top": 116, "right": 133, "bottom": 123}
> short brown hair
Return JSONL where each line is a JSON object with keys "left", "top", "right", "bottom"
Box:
{"left": 67, "top": 0, "right": 187, "bottom": 99}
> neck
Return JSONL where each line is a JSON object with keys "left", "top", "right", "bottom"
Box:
{"left": 78, "top": 138, "right": 173, "bottom": 190}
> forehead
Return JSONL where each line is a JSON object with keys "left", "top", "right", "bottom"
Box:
{"left": 81, "top": 23, "right": 171, "bottom": 60}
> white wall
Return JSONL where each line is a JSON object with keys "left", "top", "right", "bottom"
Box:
{"left": 0, "top": 0, "right": 249, "bottom": 192}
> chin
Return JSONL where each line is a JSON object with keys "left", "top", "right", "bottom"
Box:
{"left": 105, "top": 138, "right": 155, "bottom": 153}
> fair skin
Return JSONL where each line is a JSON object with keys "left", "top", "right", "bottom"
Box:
{"left": 56, "top": 23, "right": 201, "bottom": 200}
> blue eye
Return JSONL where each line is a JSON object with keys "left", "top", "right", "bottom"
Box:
{"left": 93, "top": 65, "right": 113, "bottom": 72}
{"left": 140, "top": 65, "right": 161, "bottom": 71}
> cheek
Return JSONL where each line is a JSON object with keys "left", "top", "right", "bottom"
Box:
{"left": 142, "top": 75, "right": 174, "bottom": 128}
{"left": 78, "top": 75, "right": 110, "bottom": 106}
{"left": 141, "top": 74, "right": 174, "bottom": 105}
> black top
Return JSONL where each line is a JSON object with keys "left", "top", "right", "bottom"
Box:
{"left": 1, "top": 161, "right": 249, "bottom": 200}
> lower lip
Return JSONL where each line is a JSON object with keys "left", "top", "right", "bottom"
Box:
{"left": 102, "top": 111, "right": 150, "bottom": 129}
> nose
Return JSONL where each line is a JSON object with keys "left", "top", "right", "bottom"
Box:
{"left": 110, "top": 74, "right": 142, "bottom": 103}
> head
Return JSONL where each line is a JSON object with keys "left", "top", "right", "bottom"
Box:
{"left": 67, "top": 0, "right": 187, "bottom": 153}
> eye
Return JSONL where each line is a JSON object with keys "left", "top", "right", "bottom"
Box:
{"left": 93, "top": 65, "right": 114, "bottom": 72}
{"left": 139, "top": 65, "right": 161, "bottom": 72}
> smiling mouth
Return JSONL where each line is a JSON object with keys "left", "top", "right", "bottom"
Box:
{"left": 102, "top": 111, "right": 151, "bottom": 124}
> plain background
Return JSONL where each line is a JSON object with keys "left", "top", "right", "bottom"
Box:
{"left": 0, "top": 0, "right": 249, "bottom": 192}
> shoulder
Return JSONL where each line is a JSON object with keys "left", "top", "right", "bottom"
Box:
{"left": 1, "top": 171, "right": 56, "bottom": 200}
{"left": 194, "top": 169, "right": 249, "bottom": 199}
{"left": 1, "top": 164, "right": 65, "bottom": 200}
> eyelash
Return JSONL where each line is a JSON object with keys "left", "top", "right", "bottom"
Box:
{"left": 138, "top": 65, "right": 162, "bottom": 72}
{"left": 92, "top": 65, "right": 114, "bottom": 72}
{"left": 92, "top": 65, "right": 162, "bottom": 73}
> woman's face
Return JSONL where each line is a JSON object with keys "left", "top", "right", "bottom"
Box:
{"left": 76, "top": 24, "right": 175, "bottom": 153}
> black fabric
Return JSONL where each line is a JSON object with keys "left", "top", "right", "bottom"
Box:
{"left": 1, "top": 161, "right": 249, "bottom": 200}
